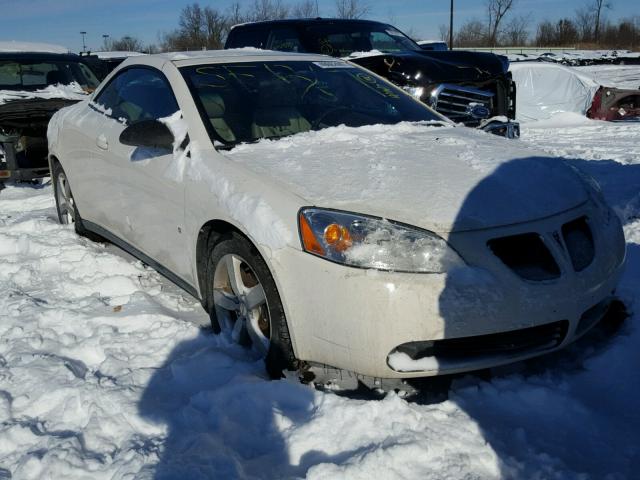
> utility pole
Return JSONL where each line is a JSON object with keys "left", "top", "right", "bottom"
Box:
{"left": 102, "top": 34, "right": 109, "bottom": 50}
{"left": 80, "top": 31, "right": 87, "bottom": 53}
{"left": 449, "top": 0, "right": 454, "bottom": 50}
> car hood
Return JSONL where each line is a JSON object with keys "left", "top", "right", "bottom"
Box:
{"left": 348, "top": 50, "right": 508, "bottom": 84}
{"left": 224, "top": 123, "right": 589, "bottom": 234}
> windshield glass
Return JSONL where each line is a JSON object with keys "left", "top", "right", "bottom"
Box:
{"left": 0, "top": 58, "right": 100, "bottom": 91}
{"left": 301, "top": 24, "right": 420, "bottom": 57}
{"left": 181, "top": 60, "right": 441, "bottom": 146}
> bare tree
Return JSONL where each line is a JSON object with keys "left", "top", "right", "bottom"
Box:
{"left": 161, "top": 2, "right": 229, "bottom": 51}
{"left": 438, "top": 24, "right": 450, "bottom": 43}
{"left": 335, "top": 0, "right": 370, "bottom": 19}
{"left": 227, "top": 2, "right": 247, "bottom": 26}
{"left": 249, "top": 0, "right": 290, "bottom": 21}
{"left": 591, "top": 0, "right": 612, "bottom": 42}
{"left": 486, "top": 0, "right": 516, "bottom": 46}
{"left": 575, "top": 6, "right": 595, "bottom": 42}
{"left": 110, "top": 35, "right": 145, "bottom": 52}
{"left": 455, "top": 19, "right": 487, "bottom": 47}
{"left": 500, "top": 14, "right": 530, "bottom": 45}
{"left": 292, "top": 0, "right": 318, "bottom": 18}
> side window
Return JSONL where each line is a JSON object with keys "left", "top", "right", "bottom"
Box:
{"left": 227, "top": 28, "right": 266, "bottom": 49}
{"left": 265, "top": 28, "right": 305, "bottom": 52}
{"left": 93, "top": 68, "right": 179, "bottom": 124}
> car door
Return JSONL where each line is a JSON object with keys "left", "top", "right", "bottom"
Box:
{"left": 92, "top": 67, "right": 190, "bottom": 280}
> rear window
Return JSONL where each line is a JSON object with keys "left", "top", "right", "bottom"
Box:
{"left": 226, "top": 27, "right": 267, "bottom": 49}
{"left": 0, "top": 58, "right": 99, "bottom": 91}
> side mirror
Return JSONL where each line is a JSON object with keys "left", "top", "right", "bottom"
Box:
{"left": 119, "top": 120, "right": 174, "bottom": 150}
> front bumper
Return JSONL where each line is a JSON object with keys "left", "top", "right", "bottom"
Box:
{"left": 273, "top": 202, "right": 625, "bottom": 379}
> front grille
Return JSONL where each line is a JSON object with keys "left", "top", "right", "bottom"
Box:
{"left": 429, "top": 83, "right": 495, "bottom": 126}
{"left": 562, "top": 216, "right": 594, "bottom": 272}
{"left": 488, "top": 233, "right": 560, "bottom": 281}
{"left": 394, "top": 320, "right": 569, "bottom": 361}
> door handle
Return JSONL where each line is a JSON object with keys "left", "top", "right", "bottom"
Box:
{"left": 96, "top": 134, "right": 109, "bottom": 150}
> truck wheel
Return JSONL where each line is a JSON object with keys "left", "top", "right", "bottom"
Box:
{"left": 52, "top": 162, "right": 102, "bottom": 242}
{"left": 206, "top": 231, "right": 298, "bottom": 378}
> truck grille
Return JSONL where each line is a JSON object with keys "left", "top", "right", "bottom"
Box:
{"left": 429, "top": 83, "right": 495, "bottom": 126}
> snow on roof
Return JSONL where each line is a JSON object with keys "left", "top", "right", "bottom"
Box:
{"left": 0, "top": 41, "right": 70, "bottom": 54}
{"left": 161, "top": 47, "right": 313, "bottom": 62}
{"left": 92, "top": 51, "right": 146, "bottom": 60}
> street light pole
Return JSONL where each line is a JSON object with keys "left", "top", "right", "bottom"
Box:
{"left": 449, "top": 0, "right": 454, "bottom": 50}
{"left": 80, "top": 31, "right": 87, "bottom": 53}
{"left": 102, "top": 34, "right": 109, "bottom": 50}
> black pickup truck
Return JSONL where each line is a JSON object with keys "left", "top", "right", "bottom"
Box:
{"left": 225, "top": 19, "right": 519, "bottom": 138}
{"left": 0, "top": 51, "right": 98, "bottom": 183}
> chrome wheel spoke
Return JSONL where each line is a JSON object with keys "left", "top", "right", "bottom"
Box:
{"left": 213, "top": 289, "right": 239, "bottom": 311}
{"left": 225, "top": 255, "right": 247, "bottom": 297}
{"left": 244, "top": 284, "right": 266, "bottom": 310}
{"left": 214, "top": 253, "right": 272, "bottom": 358}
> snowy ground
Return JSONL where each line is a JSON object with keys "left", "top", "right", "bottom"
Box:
{"left": 1, "top": 73, "right": 640, "bottom": 479}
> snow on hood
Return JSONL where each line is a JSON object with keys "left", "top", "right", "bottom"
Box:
{"left": 225, "top": 123, "right": 588, "bottom": 234}
{"left": 510, "top": 63, "right": 600, "bottom": 122}
{"left": 0, "top": 83, "right": 88, "bottom": 106}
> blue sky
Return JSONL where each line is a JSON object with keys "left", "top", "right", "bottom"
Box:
{"left": 1, "top": 0, "right": 638, "bottom": 52}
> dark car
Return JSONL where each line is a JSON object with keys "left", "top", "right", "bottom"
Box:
{"left": 0, "top": 51, "right": 98, "bottom": 183}
{"left": 225, "top": 18, "right": 519, "bottom": 138}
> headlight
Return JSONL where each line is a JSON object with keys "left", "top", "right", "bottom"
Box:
{"left": 298, "top": 208, "right": 465, "bottom": 273}
{"left": 402, "top": 86, "right": 424, "bottom": 100}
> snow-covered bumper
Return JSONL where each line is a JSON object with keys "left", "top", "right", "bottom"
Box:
{"left": 274, "top": 201, "right": 625, "bottom": 379}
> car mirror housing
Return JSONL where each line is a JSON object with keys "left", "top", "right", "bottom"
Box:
{"left": 119, "top": 120, "right": 174, "bottom": 150}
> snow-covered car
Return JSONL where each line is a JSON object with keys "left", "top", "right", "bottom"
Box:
{"left": 0, "top": 42, "right": 99, "bottom": 183}
{"left": 510, "top": 62, "right": 640, "bottom": 122}
{"left": 47, "top": 50, "right": 626, "bottom": 389}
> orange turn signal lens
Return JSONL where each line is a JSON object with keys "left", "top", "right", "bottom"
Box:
{"left": 323, "top": 223, "right": 353, "bottom": 252}
{"left": 299, "top": 213, "right": 325, "bottom": 255}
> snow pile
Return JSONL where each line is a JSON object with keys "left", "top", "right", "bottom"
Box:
{"left": 510, "top": 63, "right": 600, "bottom": 122}
{"left": 0, "top": 179, "right": 638, "bottom": 478}
{"left": 0, "top": 83, "right": 88, "bottom": 106}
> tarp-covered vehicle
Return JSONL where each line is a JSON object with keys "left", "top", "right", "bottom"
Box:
{"left": 510, "top": 62, "right": 640, "bottom": 122}
{"left": 0, "top": 42, "right": 99, "bottom": 183}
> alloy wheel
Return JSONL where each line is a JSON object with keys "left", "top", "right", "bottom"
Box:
{"left": 213, "top": 253, "right": 271, "bottom": 356}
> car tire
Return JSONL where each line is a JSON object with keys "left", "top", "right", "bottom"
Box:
{"left": 52, "top": 161, "right": 102, "bottom": 242}
{"left": 206, "top": 231, "right": 298, "bottom": 379}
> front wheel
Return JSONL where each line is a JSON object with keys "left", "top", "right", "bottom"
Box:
{"left": 52, "top": 162, "right": 102, "bottom": 241}
{"left": 206, "top": 232, "right": 298, "bottom": 378}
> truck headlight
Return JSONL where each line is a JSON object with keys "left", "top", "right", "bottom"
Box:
{"left": 298, "top": 208, "right": 464, "bottom": 273}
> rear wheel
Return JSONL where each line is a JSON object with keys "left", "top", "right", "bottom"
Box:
{"left": 52, "top": 162, "right": 102, "bottom": 241}
{"left": 206, "top": 232, "right": 297, "bottom": 378}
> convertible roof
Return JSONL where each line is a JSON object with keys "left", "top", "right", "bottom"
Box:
{"left": 122, "top": 48, "right": 336, "bottom": 69}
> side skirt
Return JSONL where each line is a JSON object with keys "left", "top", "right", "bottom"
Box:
{"left": 83, "top": 220, "right": 201, "bottom": 301}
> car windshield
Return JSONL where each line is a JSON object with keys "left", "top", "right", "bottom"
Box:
{"left": 181, "top": 60, "right": 442, "bottom": 147}
{"left": 301, "top": 24, "right": 421, "bottom": 57}
{"left": 0, "top": 58, "right": 100, "bottom": 91}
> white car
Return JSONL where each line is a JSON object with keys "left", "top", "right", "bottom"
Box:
{"left": 47, "top": 50, "right": 626, "bottom": 389}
